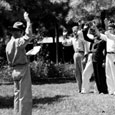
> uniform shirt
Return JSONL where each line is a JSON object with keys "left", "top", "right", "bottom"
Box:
{"left": 62, "top": 36, "right": 85, "bottom": 53}
{"left": 6, "top": 35, "right": 32, "bottom": 66}
{"left": 92, "top": 39, "right": 106, "bottom": 62}
{"left": 82, "top": 26, "right": 94, "bottom": 52}
{"left": 100, "top": 32, "right": 115, "bottom": 52}
{"left": 62, "top": 30, "right": 85, "bottom": 53}
{"left": 83, "top": 27, "right": 106, "bottom": 62}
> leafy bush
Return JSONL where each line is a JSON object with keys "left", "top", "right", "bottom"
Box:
{"left": 30, "top": 60, "right": 75, "bottom": 84}
{"left": 0, "top": 66, "right": 13, "bottom": 84}
{"left": 0, "top": 60, "right": 75, "bottom": 84}
{"left": 0, "top": 43, "right": 7, "bottom": 68}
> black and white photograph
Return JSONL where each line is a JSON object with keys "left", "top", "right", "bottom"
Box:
{"left": 0, "top": 0, "right": 115, "bottom": 115}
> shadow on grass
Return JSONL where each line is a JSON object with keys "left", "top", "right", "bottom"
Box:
{"left": 0, "top": 82, "right": 13, "bottom": 85}
{"left": 33, "top": 95, "right": 68, "bottom": 108}
{"left": 0, "top": 78, "right": 76, "bottom": 85}
{"left": 0, "top": 95, "right": 68, "bottom": 109}
{"left": 32, "top": 77, "right": 76, "bottom": 85}
{"left": 0, "top": 95, "right": 13, "bottom": 109}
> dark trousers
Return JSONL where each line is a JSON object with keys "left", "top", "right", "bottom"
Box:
{"left": 92, "top": 61, "right": 108, "bottom": 94}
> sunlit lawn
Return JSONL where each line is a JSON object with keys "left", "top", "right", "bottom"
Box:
{"left": 0, "top": 82, "right": 115, "bottom": 115}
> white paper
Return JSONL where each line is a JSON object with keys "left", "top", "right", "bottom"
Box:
{"left": 26, "top": 46, "right": 41, "bottom": 55}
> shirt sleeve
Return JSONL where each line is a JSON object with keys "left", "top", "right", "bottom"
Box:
{"left": 17, "top": 35, "right": 32, "bottom": 47}
{"left": 17, "top": 22, "right": 33, "bottom": 47}
{"left": 83, "top": 27, "right": 94, "bottom": 43}
{"left": 105, "top": 31, "right": 115, "bottom": 40}
{"left": 100, "top": 33, "right": 107, "bottom": 41}
{"left": 78, "top": 30, "right": 84, "bottom": 40}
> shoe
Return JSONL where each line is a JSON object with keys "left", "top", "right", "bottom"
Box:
{"left": 77, "top": 90, "right": 81, "bottom": 93}
{"left": 81, "top": 90, "right": 88, "bottom": 94}
{"left": 109, "top": 91, "right": 113, "bottom": 95}
{"left": 93, "top": 89, "right": 99, "bottom": 94}
{"left": 113, "top": 92, "right": 115, "bottom": 95}
{"left": 99, "top": 92, "right": 104, "bottom": 95}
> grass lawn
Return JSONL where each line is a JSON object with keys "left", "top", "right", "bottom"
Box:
{"left": 0, "top": 82, "right": 115, "bottom": 115}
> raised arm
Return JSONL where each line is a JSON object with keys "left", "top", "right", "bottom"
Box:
{"left": 23, "top": 11, "right": 32, "bottom": 40}
{"left": 105, "top": 31, "right": 115, "bottom": 41}
{"left": 61, "top": 30, "right": 73, "bottom": 46}
{"left": 99, "top": 33, "right": 107, "bottom": 41}
{"left": 93, "top": 25, "right": 107, "bottom": 41}
{"left": 62, "top": 37, "right": 73, "bottom": 46}
{"left": 18, "top": 12, "right": 33, "bottom": 47}
{"left": 82, "top": 25, "right": 94, "bottom": 43}
{"left": 24, "top": 12, "right": 32, "bottom": 38}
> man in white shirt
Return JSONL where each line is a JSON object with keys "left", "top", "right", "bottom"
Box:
{"left": 97, "top": 23, "right": 115, "bottom": 95}
{"left": 62, "top": 25, "right": 85, "bottom": 93}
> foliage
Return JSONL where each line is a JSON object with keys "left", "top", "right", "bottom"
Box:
{"left": 0, "top": 42, "right": 7, "bottom": 68}
{"left": 0, "top": 0, "right": 11, "bottom": 11}
{"left": 1, "top": 0, "right": 115, "bottom": 83}
{"left": 66, "top": 0, "right": 115, "bottom": 23}
{"left": 0, "top": 66, "right": 13, "bottom": 83}
{"left": 0, "top": 60, "right": 75, "bottom": 84}
{"left": 0, "top": 0, "right": 115, "bottom": 37}
{"left": 30, "top": 59, "right": 75, "bottom": 84}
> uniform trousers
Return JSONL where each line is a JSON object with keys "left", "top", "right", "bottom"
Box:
{"left": 93, "top": 61, "right": 108, "bottom": 94}
{"left": 12, "top": 64, "right": 32, "bottom": 115}
{"left": 73, "top": 52, "right": 84, "bottom": 92}
{"left": 82, "top": 53, "right": 94, "bottom": 92}
{"left": 106, "top": 54, "right": 115, "bottom": 94}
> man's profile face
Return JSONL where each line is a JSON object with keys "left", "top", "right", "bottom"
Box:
{"left": 108, "top": 27, "right": 114, "bottom": 34}
{"left": 72, "top": 26, "right": 78, "bottom": 36}
{"left": 73, "top": 30, "right": 78, "bottom": 35}
{"left": 89, "top": 27, "right": 96, "bottom": 36}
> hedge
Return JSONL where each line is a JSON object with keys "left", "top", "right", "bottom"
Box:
{"left": 0, "top": 61, "right": 75, "bottom": 84}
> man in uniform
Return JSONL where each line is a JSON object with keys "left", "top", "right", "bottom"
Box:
{"left": 6, "top": 11, "right": 33, "bottom": 115}
{"left": 98, "top": 22, "right": 115, "bottom": 95}
{"left": 62, "top": 25, "right": 85, "bottom": 93}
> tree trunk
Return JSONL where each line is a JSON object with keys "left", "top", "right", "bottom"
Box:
{"left": 55, "top": 22, "right": 59, "bottom": 64}
{"left": 100, "top": 10, "right": 106, "bottom": 30}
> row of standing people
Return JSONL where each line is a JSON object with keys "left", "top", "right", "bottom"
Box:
{"left": 62, "top": 19, "right": 115, "bottom": 95}
{"left": 5, "top": 11, "right": 115, "bottom": 115}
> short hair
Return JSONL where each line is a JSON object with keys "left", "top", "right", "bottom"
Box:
{"left": 72, "top": 26, "right": 78, "bottom": 32}
{"left": 96, "top": 23, "right": 103, "bottom": 31}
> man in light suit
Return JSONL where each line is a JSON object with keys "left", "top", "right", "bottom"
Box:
{"left": 6, "top": 11, "right": 33, "bottom": 115}
{"left": 62, "top": 25, "right": 85, "bottom": 93}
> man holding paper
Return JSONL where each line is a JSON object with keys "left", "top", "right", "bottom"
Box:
{"left": 6, "top": 11, "right": 33, "bottom": 115}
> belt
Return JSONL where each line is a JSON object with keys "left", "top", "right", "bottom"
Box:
{"left": 11, "top": 63, "right": 28, "bottom": 67}
{"left": 75, "top": 51, "right": 84, "bottom": 53}
{"left": 107, "top": 52, "right": 115, "bottom": 54}
{"left": 88, "top": 51, "right": 93, "bottom": 54}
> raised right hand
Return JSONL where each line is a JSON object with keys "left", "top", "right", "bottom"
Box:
{"left": 24, "top": 12, "right": 30, "bottom": 22}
